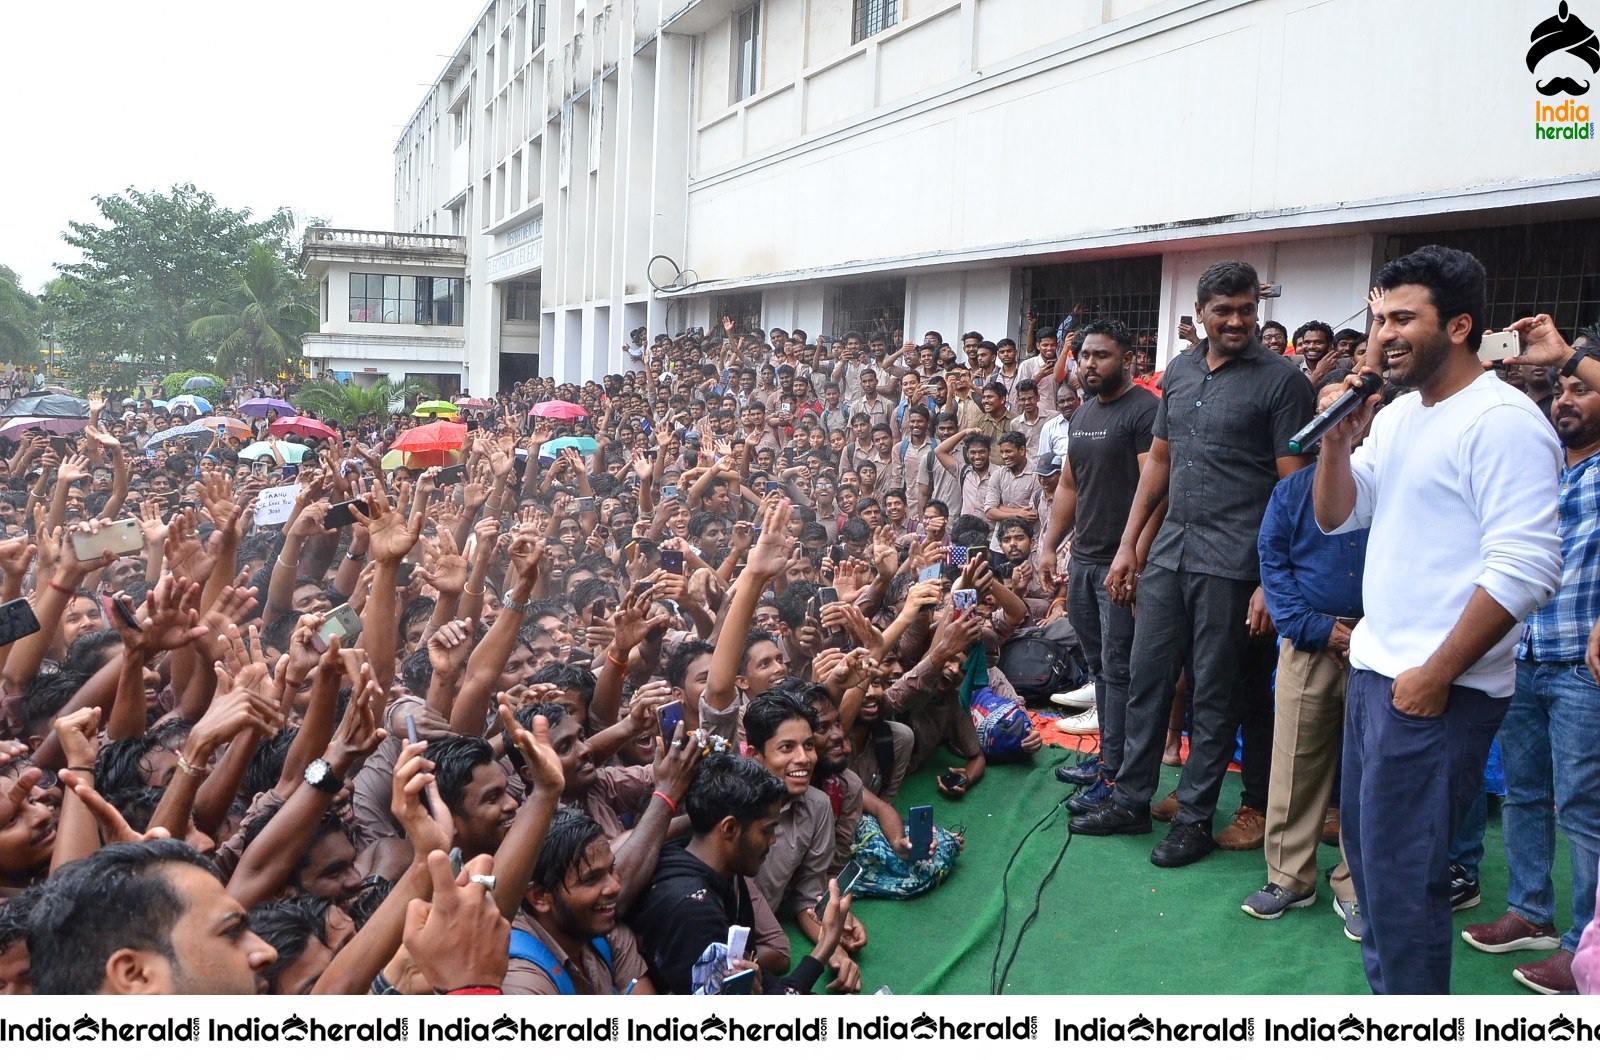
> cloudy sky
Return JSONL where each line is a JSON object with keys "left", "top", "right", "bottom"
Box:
{"left": 1, "top": 0, "right": 487, "bottom": 292}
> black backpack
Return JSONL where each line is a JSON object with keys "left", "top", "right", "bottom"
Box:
{"left": 999, "top": 621, "right": 1088, "bottom": 700}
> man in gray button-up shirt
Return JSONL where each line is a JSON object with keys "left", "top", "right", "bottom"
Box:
{"left": 1069, "top": 260, "right": 1315, "bottom": 868}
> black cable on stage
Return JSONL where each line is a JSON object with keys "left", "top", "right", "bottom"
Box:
{"left": 988, "top": 774, "right": 1080, "bottom": 994}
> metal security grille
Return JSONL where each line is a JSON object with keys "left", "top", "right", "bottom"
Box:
{"left": 1385, "top": 219, "right": 1600, "bottom": 336}
{"left": 712, "top": 292, "right": 763, "bottom": 336}
{"left": 1024, "top": 256, "right": 1163, "bottom": 351}
{"left": 852, "top": 0, "right": 898, "bottom": 44}
{"left": 829, "top": 277, "right": 906, "bottom": 339}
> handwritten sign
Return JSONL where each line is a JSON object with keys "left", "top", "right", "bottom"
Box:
{"left": 254, "top": 484, "right": 302, "bottom": 526}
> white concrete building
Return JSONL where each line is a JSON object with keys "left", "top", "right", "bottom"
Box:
{"left": 299, "top": 228, "right": 470, "bottom": 394}
{"left": 324, "top": 0, "right": 1600, "bottom": 390}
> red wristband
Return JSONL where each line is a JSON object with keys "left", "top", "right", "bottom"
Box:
{"left": 652, "top": 789, "right": 678, "bottom": 815}
{"left": 48, "top": 580, "right": 72, "bottom": 594}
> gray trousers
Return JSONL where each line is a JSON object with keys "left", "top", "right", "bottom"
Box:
{"left": 1067, "top": 557, "right": 1135, "bottom": 776}
{"left": 1111, "top": 563, "right": 1256, "bottom": 826}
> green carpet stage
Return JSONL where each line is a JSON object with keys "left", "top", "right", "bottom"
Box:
{"left": 789, "top": 745, "right": 1568, "bottom": 995}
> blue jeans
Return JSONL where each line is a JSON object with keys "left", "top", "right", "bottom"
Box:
{"left": 1499, "top": 659, "right": 1600, "bottom": 951}
{"left": 1343, "top": 668, "right": 1508, "bottom": 994}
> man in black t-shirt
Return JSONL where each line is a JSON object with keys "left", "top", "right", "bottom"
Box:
{"left": 1040, "top": 321, "right": 1158, "bottom": 806}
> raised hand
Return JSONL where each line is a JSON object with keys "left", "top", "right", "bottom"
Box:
{"left": 498, "top": 705, "right": 563, "bottom": 798}
{"left": 0, "top": 537, "right": 35, "bottom": 581}
{"left": 112, "top": 576, "right": 207, "bottom": 654}
{"left": 413, "top": 531, "right": 468, "bottom": 595}
{"left": 427, "top": 618, "right": 475, "bottom": 678}
{"left": 392, "top": 739, "right": 453, "bottom": 857}
{"left": 164, "top": 511, "right": 219, "bottom": 583}
{"left": 356, "top": 490, "right": 424, "bottom": 564}
{"left": 59, "top": 771, "right": 171, "bottom": 844}
{"left": 196, "top": 467, "right": 241, "bottom": 529}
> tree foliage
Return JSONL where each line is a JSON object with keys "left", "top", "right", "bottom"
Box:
{"left": 292, "top": 376, "right": 434, "bottom": 427}
{"left": 0, "top": 266, "right": 42, "bottom": 366}
{"left": 188, "top": 243, "right": 317, "bottom": 381}
{"left": 49, "top": 184, "right": 302, "bottom": 384}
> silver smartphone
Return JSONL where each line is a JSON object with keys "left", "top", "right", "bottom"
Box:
{"left": 312, "top": 603, "right": 364, "bottom": 651}
{"left": 1479, "top": 331, "right": 1519, "bottom": 364}
{"left": 71, "top": 519, "right": 145, "bottom": 561}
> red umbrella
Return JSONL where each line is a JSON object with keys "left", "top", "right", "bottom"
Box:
{"left": 530, "top": 400, "right": 588, "bottom": 420}
{"left": 393, "top": 420, "right": 467, "bottom": 452}
{"left": 458, "top": 397, "right": 492, "bottom": 410}
{"left": 268, "top": 415, "right": 338, "bottom": 442}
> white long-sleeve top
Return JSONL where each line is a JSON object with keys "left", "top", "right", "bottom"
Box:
{"left": 1330, "top": 371, "right": 1562, "bottom": 697}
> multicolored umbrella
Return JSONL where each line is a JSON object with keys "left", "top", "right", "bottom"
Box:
{"left": 530, "top": 400, "right": 588, "bottom": 420}
{"left": 414, "top": 400, "right": 460, "bottom": 420}
{"left": 237, "top": 397, "right": 296, "bottom": 418}
{"left": 393, "top": 421, "right": 467, "bottom": 453}
{"left": 269, "top": 416, "right": 337, "bottom": 442}
{"left": 146, "top": 422, "right": 216, "bottom": 447}
{"left": 169, "top": 395, "right": 212, "bottom": 415}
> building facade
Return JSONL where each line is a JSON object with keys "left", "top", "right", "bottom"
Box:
{"left": 320, "top": 0, "right": 1600, "bottom": 390}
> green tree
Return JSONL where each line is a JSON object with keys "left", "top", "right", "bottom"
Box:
{"left": 0, "top": 266, "right": 42, "bottom": 367}
{"left": 292, "top": 376, "right": 434, "bottom": 426}
{"left": 52, "top": 184, "right": 294, "bottom": 380}
{"left": 188, "top": 243, "right": 317, "bottom": 381}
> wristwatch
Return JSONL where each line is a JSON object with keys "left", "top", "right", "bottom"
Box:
{"left": 304, "top": 758, "right": 342, "bottom": 795}
{"left": 501, "top": 592, "right": 528, "bottom": 614}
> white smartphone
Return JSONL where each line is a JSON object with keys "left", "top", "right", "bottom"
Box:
{"left": 71, "top": 519, "right": 145, "bottom": 561}
{"left": 1479, "top": 331, "right": 1519, "bottom": 364}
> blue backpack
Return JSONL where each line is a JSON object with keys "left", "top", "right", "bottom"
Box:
{"left": 508, "top": 928, "right": 614, "bottom": 995}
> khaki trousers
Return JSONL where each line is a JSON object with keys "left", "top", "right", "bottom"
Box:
{"left": 1265, "top": 639, "right": 1355, "bottom": 902}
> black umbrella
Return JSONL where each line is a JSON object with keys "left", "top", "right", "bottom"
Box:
{"left": 0, "top": 392, "right": 91, "bottom": 418}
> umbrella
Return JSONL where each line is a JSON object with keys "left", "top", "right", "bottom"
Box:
{"left": 269, "top": 416, "right": 337, "bottom": 442}
{"left": 183, "top": 375, "right": 222, "bottom": 390}
{"left": 239, "top": 440, "right": 309, "bottom": 464}
{"left": 538, "top": 436, "right": 599, "bottom": 459}
{"left": 197, "top": 416, "right": 252, "bottom": 440}
{"left": 530, "top": 400, "right": 588, "bottom": 420}
{"left": 237, "top": 397, "right": 295, "bottom": 418}
{"left": 0, "top": 416, "right": 88, "bottom": 440}
{"left": 148, "top": 399, "right": 170, "bottom": 410}
{"left": 414, "top": 400, "right": 460, "bottom": 420}
{"left": 381, "top": 447, "right": 455, "bottom": 470}
{"left": 457, "top": 397, "right": 492, "bottom": 410}
{"left": 169, "top": 395, "right": 212, "bottom": 415}
{"left": 0, "top": 393, "right": 91, "bottom": 419}
{"left": 145, "top": 422, "right": 216, "bottom": 448}
{"left": 393, "top": 421, "right": 467, "bottom": 453}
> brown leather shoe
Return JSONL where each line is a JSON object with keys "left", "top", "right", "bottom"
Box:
{"left": 1214, "top": 806, "right": 1266, "bottom": 851}
{"left": 1321, "top": 807, "right": 1340, "bottom": 846}
{"left": 1462, "top": 911, "right": 1560, "bottom": 954}
{"left": 1514, "top": 949, "right": 1576, "bottom": 994}
{"left": 1152, "top": 790, "right": 1179, "bottom": 822}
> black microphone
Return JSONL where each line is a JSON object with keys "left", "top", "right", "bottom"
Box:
{"left": 1287, "top": 372, "right": 1383, "bottom": 455}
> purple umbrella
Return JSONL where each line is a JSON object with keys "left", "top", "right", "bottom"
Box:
{"left": 237, "top": 397, "right": 295, "bottom": 418}
{"left": 0, "top": 416, "right": 88, "bottom": 440}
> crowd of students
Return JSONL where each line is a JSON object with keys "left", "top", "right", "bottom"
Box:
{"left": 1, "top": 246, "right": 1597, "bottom": 996}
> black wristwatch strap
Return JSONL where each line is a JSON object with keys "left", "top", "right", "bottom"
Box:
{"left": 1562, "top": 351, "right": 1586, "bottom": 378}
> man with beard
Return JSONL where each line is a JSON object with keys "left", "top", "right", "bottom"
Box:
{"left": 504, "top": 808, "right": 655, "bottom": 994}
{"left": 848, "top": 659, "right": 915, "bottom": 805}
{"left": 1042, "top": 320, "right": 1158, "bottom": 785}
{"left": 1460, "top": 346, "right": 1600, "bottom": 994}
{"left": 1085, "top": 263, "right": 1314, "bottom": 869}
{"left": 1294, "top": 321, "right": 1336, "bottom": 384}
{"left": 1315, "top": 246, "right": 1562, "bottom": 994}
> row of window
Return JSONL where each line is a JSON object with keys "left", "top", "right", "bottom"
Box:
{"left": 350, "top": 274, "right": 464, "bottom": 326}
{"left": 735, "top": 0, "right": 898, "bottom": 103}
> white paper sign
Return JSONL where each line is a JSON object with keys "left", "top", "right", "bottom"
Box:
{"left": 254, "top": 484, "right": 301, "bottom": 526}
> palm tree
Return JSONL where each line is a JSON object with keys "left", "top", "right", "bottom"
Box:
{"left": 188, "top": 242, "right": 316, "bottom": 380}
{"left": 292, "top": 376, "right": 434, "bottom": 425}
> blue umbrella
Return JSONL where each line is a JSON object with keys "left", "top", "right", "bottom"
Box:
{"left": 145, "top": 422, "right": 216, "bottom": 448}
{"left": 169, "top": 395, "right": 212, "bottom": 415}
{"left": 183, "top": 376, "right": 222, "bottom": 390}
{"left": 538, "top": 436, "right": 599, "bottom": 459}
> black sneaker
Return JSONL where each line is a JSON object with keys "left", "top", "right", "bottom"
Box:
{"left": 1068, "top": 798, "right": 1152, "bottom": 836}
{"left": 1150, "top": 820, "right": 1213, "bottom": 868}
{"left": 1450, "top": 862, "right": 1481, "bottom": 912}
{"left": 1054, "top": 755, "right": 1102, "bottom": 786}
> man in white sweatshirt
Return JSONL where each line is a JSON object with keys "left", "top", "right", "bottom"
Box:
{"left": 1314, "top": 245, "right": 1563, "bottom": 995}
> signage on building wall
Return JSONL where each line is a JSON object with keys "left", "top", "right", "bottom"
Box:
{"left": 487, "top": 218, "right": 544, "bottom": 281}
{"left": 1529, "top": 2, "right": 1599, "bottom": 137}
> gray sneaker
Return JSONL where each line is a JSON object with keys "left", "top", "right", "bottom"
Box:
{"left": 1241, "top": 883, "right": 1316, "bottom": 920}
{"left": 1334, "top": 897, "right": 1364, "bottom": 942}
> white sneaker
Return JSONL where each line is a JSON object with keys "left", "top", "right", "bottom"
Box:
{"left": 1050, "top": 682, "right": 1097, "bottom": 709}
{"left": 1054, "top": 707, "right": 1099, "bottom": 734}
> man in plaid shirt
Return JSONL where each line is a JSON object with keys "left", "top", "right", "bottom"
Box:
{"left": 1462, "top": 346, "right": 1600, "bottom": 994}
